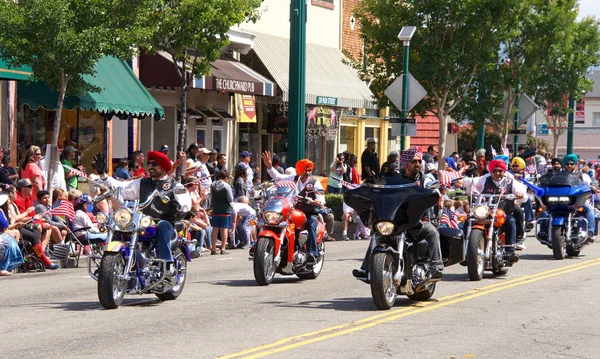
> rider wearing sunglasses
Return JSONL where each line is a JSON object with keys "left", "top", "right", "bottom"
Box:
{"left": 562, "top": 154, "right": 595, "bottom": 241}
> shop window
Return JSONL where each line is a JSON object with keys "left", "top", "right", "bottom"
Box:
{"left": 339, "top": 126, "right": 356, "bottom": 155}
{"left": 213, "top": 129, "right": 222, "bottom": 153}
{"left": 196, "top": 129, "right": 206, "bottom": 148}
{"left": 312, "top": 0, "right": 334, "bottom": 10}
{"left": 594, "top": 112, "right": 600, "bottom": 127}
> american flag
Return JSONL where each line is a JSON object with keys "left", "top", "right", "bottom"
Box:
{"left": 60, "top": 163, "right": 87, "bottom": 179}
{"left": 275, "top": 180, "right": 297, "bottom": 190}
{"left": 525, "top": 163, "right": 536, "bottom": 174}
{"left": 438, "top": 170, "right": 461, "bottom": 186}
{"left": 48, "top": 200, "right": 76, "bottom": 222}
{"left": 440, "top": 206, "right": 459, "bottom": 228}
{"left": 340, "top": 180, "right": 360, "bottom": 190}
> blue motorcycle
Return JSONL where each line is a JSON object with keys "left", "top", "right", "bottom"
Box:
{"left": 535, "top": 171, "right": 595, "bottom": 259}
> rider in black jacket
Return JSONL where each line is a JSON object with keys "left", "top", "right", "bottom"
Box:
{"left": 352, "top": 146, "right": 444, "bottom": 280}
{"left": 93, "top": 151, "right": 191, "bottom": 272}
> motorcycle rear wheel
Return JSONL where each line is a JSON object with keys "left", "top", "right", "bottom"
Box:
{"left": 156, "top": 247, "right": 187, "bottom": 301}
{"left": 97, "top": 252, "right": 126, "bottom": 309}
{"left": 297, "top": 242, "right": 325, "bottom": 280}
{"left": 552, "top": 227, "right": 566, "bottom": 260}
{"left": 467, "top": 229, "right": 485, "bottom": 281}
{"left": 253, "top": 237, "right": 276, "bottom": 286}
{"left": 369, "top": 252, "right": 397, "bottom": 310}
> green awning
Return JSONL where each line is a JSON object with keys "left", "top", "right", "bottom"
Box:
{"left": 18, "top": 56, "right": 164, "bottom": 120}
{"left": 0, "top": 58, "right": 33, "bottom": 81}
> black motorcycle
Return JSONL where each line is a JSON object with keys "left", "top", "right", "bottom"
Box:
{"left": 344, "top": 176, "right": 465, "bottom": 310}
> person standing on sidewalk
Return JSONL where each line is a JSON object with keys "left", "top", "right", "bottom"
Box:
{"left": 361, "top": 139, "right": 379, "bottom": 179}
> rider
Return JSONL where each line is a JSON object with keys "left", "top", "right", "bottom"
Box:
{"left": 92, "top": 151, "right": 192, "bottom": 275}
{"left": 510, "top": 156, "right": 532, "bottom": 250}
{"left": 353, "top": 146, "right": 444, "bottom": 280}
{"left": 457, "top": 158, "right": 526, "bottom": 263}
{"left": 261, "top": 151, "right": 325, "bottom": 264}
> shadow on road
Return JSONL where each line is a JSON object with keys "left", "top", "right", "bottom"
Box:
{"left": 27, "top": 298, "right": 162, "bottom": 311}
{"left": 518, "top": 253, "right": 557, "bottom": 261}
{"left": 210, "top": 277, "right": 304, "bottom": 287}
{"left": 274, "top": 297, "right": 377, "bottom": 311}
{"left": 441, "top": 272, "right": 511, "bottom": 282}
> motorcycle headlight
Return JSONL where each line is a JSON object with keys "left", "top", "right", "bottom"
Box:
{"left": 140, "top": 216, "right": 153, "bottom": 229}
{"left": 473, "top": 205, "right": 490, "bottom": 220}
{"left": 113, "top": 208, "right": 133, "bottom": 227}
{"left": 547, "top": 196, "right": 571, "bottom": 204}
{"left": 375, "top": 221, "right": 395, "bottom": 236}
{"left": 96, "top": 212, "right": 108, "bottom": 225}
{"left": 264, "top": 211, "right": 282, "bottom": 225}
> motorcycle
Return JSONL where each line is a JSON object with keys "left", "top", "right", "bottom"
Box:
{"left": 88, "top": 185, "right": 191, "bottom": 309}
{"left": 251, "top": 185, "right": 326, "bottom": 285}
{"left": 535, "top": 171, "right": 595, "bottom": 259}
{"left": 344, "top": 177, "right": 465, "bottom": 310}
{"left": 466, "top": 190, "right": 518, "bottom": 281}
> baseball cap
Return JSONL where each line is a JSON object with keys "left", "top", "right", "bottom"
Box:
{"left": 187, "top": 143, "right": 199, "bottom": 151}
{"left": 209, "top": 149, "right": 218, "bottom": 154}
{"left": 198, "top": 148, "right": 211, "bottom": 154}
{"left": 240, "top": 151, "right": 252, "bottom": 158}
{"left": 160, "top": 144, "right": 169, "bottom": 152}
{"left": 63, "top": 146, "right": 77, "bottom": 154}
{"left": 16, "top": 178, "right": 33, "bottom": 190}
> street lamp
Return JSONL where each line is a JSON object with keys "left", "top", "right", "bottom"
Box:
{"left": 397, "top": 26, "right": 416, "bottom": 152}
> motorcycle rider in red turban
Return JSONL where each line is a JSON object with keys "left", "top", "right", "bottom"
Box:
{"left": 455, "top": 159, "right": 526, "bottom": 262}
{"left": 261, "top": 151, "right": 325, "bottom": 264}
{"left": 92, "top": 151, "right": 192, "bottom": 281}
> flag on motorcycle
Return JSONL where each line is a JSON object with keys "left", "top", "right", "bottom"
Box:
{"left": 275, "top": 180, "right": 297, "bottom": 190}
{"left": 440, "top": 206, "right": 459, "bottom": 229}
{"left": 438, "top": 170, "right": 461, "bottom": 186}
{"left": 48, "top": 199, "right": 76, "bottom": 221}
{"left": 340, "top": 180, "right": 360, "bottom": 190}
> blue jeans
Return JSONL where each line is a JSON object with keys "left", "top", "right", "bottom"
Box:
{"left": 156, "top": 220, "right": 174, "bottom": 262}
{"left": 199, "top": 227, "right": 212, "bottom": 248}
{"left": 503, "top": 214, "right": 517, "bottom": 252}
{"left": 583, "top": 203, "right": 595, "bottom": 234}
{"left": 522, "top": 199, "right": 534, "bottom": 222}
{"left": 306, "top": 215, "right": 319, "bottom": 256}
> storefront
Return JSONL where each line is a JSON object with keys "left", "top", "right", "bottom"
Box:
{"left": 11, "top": 56, "right": 164, "bottom": 175}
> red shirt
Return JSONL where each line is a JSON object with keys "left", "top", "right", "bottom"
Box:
{"left": 133, "top": 167, "right": 148, "bottom": 178}
{"left": 351, "top": 166, "right": 360, "bottom": 185}
{"left": 14, "top": 192, "right": 34, "bottom": 214}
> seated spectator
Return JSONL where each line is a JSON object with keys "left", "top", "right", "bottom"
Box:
{"left": 35, "top": 190, "right": 67, "bottom": 251}
{"left": 0, "top": 193, "right": 23, "bottom": 276}
{"left": 71, "top": 195, "right": 107, "bottom": 242}
{"left": 14, "top": 178, "right": 35, "bottom": 214}
{"left": 113, "top": 158, "right": 131, "bottom": 180}
{"left": 2, "top": 155, "right": 18, "bottom": 185}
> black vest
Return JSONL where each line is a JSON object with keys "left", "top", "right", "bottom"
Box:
{"left": 295, "top": 176, "right": 318, "bottom": 215}
{"left": 482, "top": 176, "right": 514, "bottom": 214}
{"left": 139, "top": 177, "right": 180, "bottom": 222}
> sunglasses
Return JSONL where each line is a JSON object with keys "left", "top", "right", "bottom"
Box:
{"left": 410, "top": 159, "right": 422, "bottom": 164}
{"left": 511, "top": 164, "right": 520, "bottom": 167}
{"left": 147, "top": 160, "right": 159, "bottom": 167}
{"left": 492, "top": 169, "right": 505, "bottom": 174}
{"left": 565, "top": 162, "right": 576, "bottom": 166}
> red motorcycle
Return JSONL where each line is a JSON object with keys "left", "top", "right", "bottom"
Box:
{"left": 252, "top": 186, "right": 326, "bottom": 285}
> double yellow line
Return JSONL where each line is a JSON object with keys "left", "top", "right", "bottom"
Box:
{"left": 220, "top": 258, "right": 600, "bottom": 359}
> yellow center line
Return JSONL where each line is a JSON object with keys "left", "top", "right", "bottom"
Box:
{"left": 220, "top": 258, "right": 600, "bottom": 359}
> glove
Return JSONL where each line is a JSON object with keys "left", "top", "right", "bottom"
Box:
{"left": 92, "top": 152, "right": 107, "bottom": 175}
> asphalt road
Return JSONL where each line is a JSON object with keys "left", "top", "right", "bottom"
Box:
{"left": 1, "top": 233, "right": 599, "bottom": 359}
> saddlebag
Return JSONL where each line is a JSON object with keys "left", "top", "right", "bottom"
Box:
{"left": 439, "top": 227, "right": 465, "bottom": 267}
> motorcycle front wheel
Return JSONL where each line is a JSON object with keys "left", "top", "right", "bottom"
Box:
{"left": 97, "top": 252, "right": 126, "bottom": 309}
{"left": 156, "top": 247, "right": 187, "bottom": 301}
{"left": 253, "top": 237, "right": 276, "bottom": 286}
{"left": 467, "top": 229, "right": 485, "bottom": 281}
{"left": 370, "top": 251, "right": 397, "bottom": 310}
{"left": 552, "top": 226, "right": 566, "bottom": 260}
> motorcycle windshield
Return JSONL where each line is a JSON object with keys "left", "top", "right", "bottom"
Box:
{"left": 344, "top": 177, "right": 439, "bottom": 232}
{"left": 263, "top": 197, "right": 287, "bottom": 213}
{"left": 539, "top": 171, "right": 585, "bottom": 186}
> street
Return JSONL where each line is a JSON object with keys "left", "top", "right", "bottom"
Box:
{"left": 1, "top": 234, "right": 600, "bottom": 359}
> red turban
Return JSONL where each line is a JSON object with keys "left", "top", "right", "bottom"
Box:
{"left": 488, "top": 159, "right": 507, "bottom": 174}
{"left": 147, "top": 150, "right": 172, "bottom": 173}
{"left": 295, "top": 159, "right": 314, "bottom": 175}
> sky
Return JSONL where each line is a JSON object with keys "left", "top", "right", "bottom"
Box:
{"left": 578, "top": 0, "right": 600, "bottom": 20}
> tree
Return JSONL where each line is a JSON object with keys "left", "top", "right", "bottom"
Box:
{"left": 351, "top": 0, "right": 515, "bottom": 167}
{"left": 0, "top": 0, "right": 157, "bottom": 192}
{"left": 533, "top": 16, "right": 600, "bottom": 156}
{"left": 149, "top": 0, "right": 262, "bottom": 157}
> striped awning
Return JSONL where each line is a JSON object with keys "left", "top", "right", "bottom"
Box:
{"left": 246, "top": 32, "right": 377, "bottom": 109}
{"left": 193, "top": 58, "right": 276, "bottom": 97}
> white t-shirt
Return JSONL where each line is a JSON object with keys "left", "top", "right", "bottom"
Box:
{"left": 72, "top": 209, "right": 99, "bottom": 236}
{"left": 232, "top": 202, "right": 256, "bottom": 218}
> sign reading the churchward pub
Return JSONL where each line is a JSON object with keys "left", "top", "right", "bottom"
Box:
{"left": 216, "top": 78, "right": 256, "bottom": 94}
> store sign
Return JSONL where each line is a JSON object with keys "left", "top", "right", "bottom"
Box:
{"left": 267, "top": 111, "right": 288, "bottom": 134}
{"left": 234, "top": 94, "right": 257, "bottom": 123}
{"left": 316, "top": 96, "right": 338, "bottom": 106}
{"left": 216, "top": 78, "right": 256, "bottom": 94}
{"left": 306, "top": 105, "right": 339, "bottom": 141}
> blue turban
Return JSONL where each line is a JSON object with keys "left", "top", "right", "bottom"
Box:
{"left": 493, "top": 155, "right": 510, "bottom": 166}
{"left": 562, "top": 153, "right": 578, "bottom": 166}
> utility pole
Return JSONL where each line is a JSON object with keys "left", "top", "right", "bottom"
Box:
{"left": 288, "top": 0, "right": 307, "bottom": 163}
{"left": 566, "top": 96, "right": 574, "bottom": 155}
{"left": 513, "top": 94, "right": 520, "bottom": 155}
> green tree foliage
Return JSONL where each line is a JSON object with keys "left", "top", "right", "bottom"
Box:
{"left": 351, "top": 0, "right": 515, "bottom": 167}
{"left": 0, "top": 0, "right": 157, "bottom": 192}
{"left": 149, "top": 0, "right": 262, "bottom": 152}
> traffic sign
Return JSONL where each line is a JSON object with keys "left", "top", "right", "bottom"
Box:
{"left": 389, "top": 117, "right": 416, "bottom": 124}
{"left": 537, "top": 123, "right": 549, "bottom": 135}
{"left": 384, "top": 73, "right": 427, "bottom": 113}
